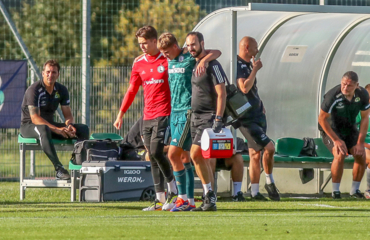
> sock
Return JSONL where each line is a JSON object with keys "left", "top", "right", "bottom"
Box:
{"left": 203, "top": 182, "right": 212, "bottom": 194}
{"left": 167, "top": 179, "right": 178, "bottom": 194}
{"left": 188, "top": 198, "right": 195, "bottom": 206}
{"left": 367, "top": 167, "right": 370, "bottom": 190}
{"left": 332, "top": 182, "right": 340, "bottom": 192}
{"left": 233, "top": 182, "right": 242, "bottom": 196}
{"left": 251, "top": 183, "right": 259, "bottom": 197}
{"left": 265, "top": 173, "right": 274, "bottom": 184}
{"left": 350, "top": 181, "right": 361, "bottom": 195}
{"left": 179, "top": 194, "right": 188, "bottom": 201}
{"left": 156, "top": 192, "right": 166, "bottom": 203}
{"left": 173, "top": 169, "right": 186, "bottom": 196}
{"left": 184, "top": 162, "right": 195, "bottom": 199}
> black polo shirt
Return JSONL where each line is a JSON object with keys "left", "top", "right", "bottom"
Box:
{"left": 21, "top": 80, "right": 70, "bottom": 124}
{"left": 236, "top": 55, "right": 264, "bottom": 118}
{"left": 191, "top": 59, "right": 227, "bottom": 114}
{"left": 319, "top": 84, "right": 370, "bottom": 136}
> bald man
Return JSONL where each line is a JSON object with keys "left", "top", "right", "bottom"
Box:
{"left": 231, "top": 37, "right": 280, "bottom": 201}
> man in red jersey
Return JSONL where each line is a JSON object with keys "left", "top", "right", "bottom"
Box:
{"left": 114, "top": 26, "right": 177, "bottom": 211}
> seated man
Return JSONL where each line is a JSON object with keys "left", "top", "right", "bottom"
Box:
{"left": 318, "top": 71, "right": 370, "bottom": 199}
{"left": 209, "top": 137, "right": 248, "bottom": 201}
{"left": 20, "top": 59, "right": 89, "bottom": 180}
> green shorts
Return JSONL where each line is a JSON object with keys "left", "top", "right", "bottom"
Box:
{"left": 170, "top": 110, "right": 192, "bottom": 151}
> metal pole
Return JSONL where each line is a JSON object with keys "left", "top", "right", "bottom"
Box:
{"left": 230, "top": 10, "right": 238, "bottom": 150}
{"left": 0, "top": 0, "right": 41, "bottom": 79}
{"left": 319, "top": 0, "right": 327, "bottom": 5}
{"left": 82, "top": 0, "right": 91, "bottom": 126}
{"left": 30, "top": 70, "right": 35, "bottom": 178}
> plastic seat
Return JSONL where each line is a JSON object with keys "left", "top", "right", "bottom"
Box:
{"left": 18, "top": 134, "right": 75, "bottom": 145}
{"left": 89, "top": 133, "right": 123, "bottom": 141}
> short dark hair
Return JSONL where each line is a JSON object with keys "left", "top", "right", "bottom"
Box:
{"left": 186, "top": 32, "right": 204, "bottom": 43}
{"left": 342, "top": 71, "right": 358, "bottom": 82}
{"left": 135, "top": 26, "right": 157, "bottom": 40}
{"left": 43, "top": 59, "right": 60, "bottom": 73}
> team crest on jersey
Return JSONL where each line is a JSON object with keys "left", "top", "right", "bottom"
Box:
{"left": 179, "top": 56, "right": 184, "bottom": 62}
{"left": 55, "top": 92, "right": 60, "bottom": 99}
{"left": 157, "top": 65, "right": 165, "bottom": 73}
{"left": 355, "top": 97, "right": 360, "bottom": 102}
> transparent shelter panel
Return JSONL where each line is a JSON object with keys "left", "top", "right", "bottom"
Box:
{"left": 325, "top": 19, "right": 370, "bottom": 94}
{"left": 257, "top": 13, "right": 368, "bottom": 140}
{"left": 193, "top": 10, "right": 305, "bottom": 81}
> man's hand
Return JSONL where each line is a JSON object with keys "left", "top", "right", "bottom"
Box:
{"left": 252, "top": 56, "right": 263, "bottom": 71}
{"left": 333, "top": 139, "right": 347, "bottom": 156}
{"left": 53, "top": 127, "right": 69, "bottom": 138}
{"left": 352, "top": 143, "right": 365, "bottom": 158}
{"left": 212, "top": 120, "right": 223, "bottom": 133}
{"left": 113, "top": 117, "right": 123, "bottom": 130}
{"left": 195, "top": 59, "right": 208, "bottom": 77}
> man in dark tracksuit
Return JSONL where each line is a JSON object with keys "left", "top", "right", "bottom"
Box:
{"left": 20, "top": 60, "right": 89, "bottom": 180}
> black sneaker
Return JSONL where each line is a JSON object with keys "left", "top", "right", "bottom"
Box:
{"left": 350, "top": 190, "right": 365, "bottom": 199}
{"left": 191, "top": 202, "right": 205, "bottom": 211}
{"left": 332, "top": 191, "right": 341, "bottom": 199}
{"left": 265, "top": 183, "right": 280, "bottom": 201}
{"left": 202, "top": 190, "right": 217, "bottom": 211}
{"left": 232, "top": 191, "right": 246, "bottom": 202}
{"left": 251, "top": 192, "right": 268, "bottom": 201}
{"left": 56, "top": 167, "right": 71, "bottom": 180}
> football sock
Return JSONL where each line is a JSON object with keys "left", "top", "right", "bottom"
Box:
{"left": 203, "top": 182, "right": 212, "bottom": 194}
{"left": 350, "top": 181, "right": 361, "bottom": 195}
{"left": 251, "top": 183, "right": 259, "bottom": 197}
{"left": 332, "top": 182, "right": 340, "bottom": 192}
{"left": 184, "top": 162, "right": 195, "bottom": 199}
{"left": 233, "top": 182, "right": 242, "bottom": 196}
{"left": 366, "top": 167, "right": 370, "bottom": 190}
{"left": 167, "top": 179, "right": 178, "bottom": 195}
{"left": 173, "top": 169, "right": 186, "bottom": 196}
{"left": 189, "top": 198, "right": 195, "bottom": 206}
{"left": 156, "top": 192, "right": 166, "bottom": 203}
{"left": 179, "top": 194, "right": 188, "bottom": 201}
{"left": 265, "top": 173, "right": 274, "bottom": 184}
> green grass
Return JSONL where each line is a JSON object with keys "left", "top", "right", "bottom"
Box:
{"left": 1, "top": 182, "right": 370, "bottom": 239}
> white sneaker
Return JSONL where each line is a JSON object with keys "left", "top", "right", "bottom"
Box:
{"left": 162, "top": 192, "right": 177, "bottom": 211}
{"left": 365, "top": 190, "right": 370, "bottom": 199}
{"left": 142, "top": 199, "right": 163, "bottom": 211}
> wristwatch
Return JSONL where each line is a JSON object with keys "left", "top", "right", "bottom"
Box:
{"left": 215, "top": 115, "right": 223, "bottom": 121}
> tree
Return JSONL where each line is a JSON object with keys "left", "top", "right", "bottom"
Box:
{"left": 96, "top": 0, "right": 206, "bottom": 66}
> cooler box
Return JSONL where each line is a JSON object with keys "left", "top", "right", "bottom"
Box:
{"left": 201, "top": 128, "right": 234, "bottom": 159}
{"left": 79, "top": 160, "right": 154, "bottom": 202}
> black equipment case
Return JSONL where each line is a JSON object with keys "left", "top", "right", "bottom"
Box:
{"left": 79, "top": 160, "right": 155, "bottom": 202}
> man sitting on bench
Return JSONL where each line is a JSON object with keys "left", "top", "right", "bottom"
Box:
{"left": 209, "top": 137, "right": 248, "bottom": 201}
{"left": 20, "top": 59, "right": 89, "bottom": 180}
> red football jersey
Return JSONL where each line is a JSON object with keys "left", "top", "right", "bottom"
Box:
{"left": 130, "top": 52, "right": 171, "bottom": 120}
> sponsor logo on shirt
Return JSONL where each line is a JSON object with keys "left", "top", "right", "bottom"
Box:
{"left": 40, "top": 101, "right": 46, "bottom": 106}
{"left": 355, "top": 97, "right": 360, "bottom": 102}
{"left": 157, "top": 65, "right": 165, "bottom": 73}
{"left": 144, "top": 78, "right": 164, "bottom": 85}
{"left": 336, "top": 102, "right": 344, "bottom": 109}
{"left": 168, "top": 67, "right": 185, "bottom": 74}
{"left": 141, "top": 70, "right": 146, "bottom": 75}
{"left": 241, "top": 64, "right": 247, "bottom": 68}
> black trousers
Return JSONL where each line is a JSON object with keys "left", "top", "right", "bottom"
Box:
{"left": 142, "top": 116, "right": 173, "bottom": 193}
{"left": 20, "top": 122, "right": 89, "bottom": 170}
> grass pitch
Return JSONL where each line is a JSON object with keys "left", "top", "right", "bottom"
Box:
{"left": 1, "top": 182, "right": 370, "bottom": 239}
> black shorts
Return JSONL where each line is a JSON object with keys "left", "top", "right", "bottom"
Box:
{"left": 190, "top": 112, "right": 215, "bottom": 146}
{"left": 235, "top": 114, "right": 271, "bottom": 151}
{"left": 320, "top": 129, "right": 359, "bottom": 154}
{"left": 142, "top": 116, "right": 169, "bottom": 149}
{"left": 215, "top": 158, "right": 232, "bottom": 170}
